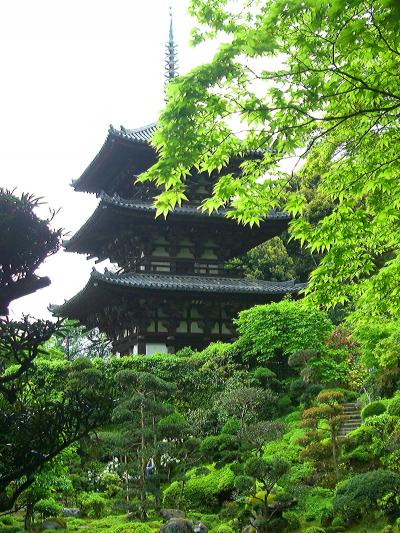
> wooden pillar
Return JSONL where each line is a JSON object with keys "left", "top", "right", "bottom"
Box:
{"left": 137, "top": 334, "right": 146, "bottom": 355}
{"left": 166, "top": 336, "right": 175, "bottom": 354}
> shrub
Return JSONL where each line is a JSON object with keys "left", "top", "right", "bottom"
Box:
{"left": 361, "top": 400, "right": 386, "bottom": 421}
{"left": 111, "top": 523, "right": 153, "bottom": 533}
{"left": 211, "top": 525, "right": 235, "bottom": 533}
{"left": 283, "top": 511, "right": 301, "bottom": 531}
{"left": 333, "top": 469, "right": 400, "bottom": 522}
{"left": 277, "top": 395, "right": 292, "bottom": 414}
{"left": 164, "top": 466, "right": 235, "bottom": 512}
{"left": 0, "top": 517, "right": 15, "bottom": 525}
{"left": 235, "top": 301, "right": 332, "bottom": 365}
{"left": 80, "top": 492, "right": 107, "bottom": 518}
{"left": 331, "top": 517, "right": 345, "bottom": 527}
{"left": 320, "top": 507, "right": 334, "bottom": 527}
{"left": 303, "top": 528, "right": 326, "bottom": 533}
{"left": 387, "top": 396, "right": 400, "bottom": 417}
{"left": 221, "top": 418, "right": 241, "bottom": 435}
{"left": 34, "top": 497, "right": 62, "bottom": 519}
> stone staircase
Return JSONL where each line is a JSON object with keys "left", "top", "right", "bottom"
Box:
{"left": 338, "top": 402, "right": 362, "bottom": 438}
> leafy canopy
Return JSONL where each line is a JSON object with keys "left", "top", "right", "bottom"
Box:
{"left": 141, "top": 0, "right": 400, "bottom": 315}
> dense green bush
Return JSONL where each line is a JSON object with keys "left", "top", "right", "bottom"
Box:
{"left": 34, "top": 497, "right": 62, "bottom": 519}
{"left": 235, "top": 301, "right": 332, "bottom": 365}
{"left": 111, "top": 523, "right": 153, "bottom": 533}
{"left": 283, "top": 511, "right": 301, "bottom": 531}
{"left": 303, "top": 528, "right": 326, "bottom": 533}
{"left": 80, "top": 492, "right": 107, "bottom": 518}
{"left": 211, "top": 525, "right": 235, "bottom": 533}
{"left": 333, "top": 469, "right": 400, "bottom": 522}
{"left": 163, "top": 466, "right": 235, "bottom": 512}
{"left": 387, "top": 395, "right": 400, "bottom": 417}
{"left": 361, "top": 400, "right": 386, "bottom": 421}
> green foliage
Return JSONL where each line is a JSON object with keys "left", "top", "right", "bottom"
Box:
{"left": 303, "top": 528, "right": 326, "bottom": 533}
{"left": 141, "top": 0, "right": 400, "bottom": 318}
{"left": 34, "top": 498, "right": 62, "bottom": 518}
{"left": 333, "top": 469, "right": 400, "bottom": 522}
{"left": 235, "top": 301, "right": 332, "bottom": 365}
{"left": 387, "top": 395, "right": 400, "bottom": 417}
{"left": 0, "top": 188, "right": 61, "bottom": 314}
{"left": 111, "top": 523, "right": 153, "bottom": 533}
{"left": 80, "top": 492, "right": 107, "bottom": 519}
{"left": 282, "top": 511, "right": 301, "bottom": 531}
{"left": 163, "top": 465, "right": 235, "bottom": 512}
{"left": 211, "top": 525, "right": 235, "bottom": 533}
{"left": 226, "top": 237, "right": 296, "bottom": 281}
{"left": 361, "top": 401, "right": 387, "bottom": 421}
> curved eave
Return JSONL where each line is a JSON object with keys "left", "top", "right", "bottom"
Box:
{"left": 63, "top": 192, "right": 290, "bottom": 255}
{"left": 72, "top": 123, "right": 157, "bottom": 194}
{"left": 50, "top": 270, "right": 306, "bottom": 319}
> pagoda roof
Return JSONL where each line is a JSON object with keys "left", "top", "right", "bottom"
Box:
{"left": 72, "top": 123, "right": 158, "bottom": 194}
{"left": 50, "top": 269, "right": 306, "bottom": 319}
{"left": 63, "top": 192, "right": 290, "bottom": 257}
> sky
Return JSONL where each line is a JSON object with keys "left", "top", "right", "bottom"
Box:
{"left": 1, "top": 0, "right": 217, "bottom": 319}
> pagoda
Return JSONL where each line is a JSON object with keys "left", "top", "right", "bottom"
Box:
{"left": 51, "top": 14, "right": 304, "bottom": 355}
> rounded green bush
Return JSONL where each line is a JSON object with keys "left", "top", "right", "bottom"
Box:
{"left": 283, "top": 511, "right": 301, "bottom": 531}
{"left": 331, "top": 516, "right": 345, "bottom": 527}
{"left": 387, "top": 395, "right": 400, "bottom": 417}
{"left": 112, "top": 523, "right": 153, "bottom": 533}
{"left": 212, "top": 525, "right": 235, "bottom": 533}
{"left": 303, "top": 528, "right": 326, "bottom": 533}
{"left": 34, "top": 497, "right": 62, "bottom": 519}
{"left": 361, "top": 400, "right": 386, "bottom": 421}
{"left": 80, "top": 492, "right": 107, "bottom": 519}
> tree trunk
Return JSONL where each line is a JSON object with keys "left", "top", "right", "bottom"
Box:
{"left": 24, "top": 501, "right": 35, "bottom": 531}
{"left": 139, "top": 402, "right": 147, "bottom": 519}
{"left": 331, "top": 430, "right": 340, "bottom": 481}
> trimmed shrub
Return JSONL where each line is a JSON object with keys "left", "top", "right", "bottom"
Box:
{"left": 0, "top": 517, "right": 15, "bottom": 525}
{"left": 283, "top": 511, "right": 301, "bottom": 531}
{"left": 80, "top": 492, "right": 107, "bottom": 518}
{"left": 34, "top": 498, "right": 62, "bottom": 519}
{"left": 211, "top": 525, "right": 235, "bottom": 533}
{"left": 361, "top": 400, "right": 386, "bottom": 421}
{"left": 111, "top": 523, "right": 153, "bottom": 533}
{"left": 387, "top": 395, "right": 400, "bottom": 417}
{"left": 333, "top": 469, "right": 400, "bottom": 522}
{"left": 164, "top": 466, "right": 235, "bottom": 512}
{"left": 331, "top": 517, "right": 345, "bottom": 527}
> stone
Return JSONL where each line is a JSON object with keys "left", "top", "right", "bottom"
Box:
{"left": 40, "top": 519, "right": 66, "bottom": 530}
{"left": 62, "top": 508, "right": 82, "bottom": 518}
{"left": 160, "top": 518, "right": 194, "bottom": 533}
{"left": 193, "top": 521, "right": 207, "bottom": 533}
{"left": 160, "top": 509, "right": 186, "bottom": 521}
{"left": 242, "top": 526, "right": 256, "bottom": 533}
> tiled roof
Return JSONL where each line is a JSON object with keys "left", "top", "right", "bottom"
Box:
{"left": 91, "top": 269, "right": 305, "bottom": 295}
{"left": 71, "top": 123, "right": 157, "bottom": 192}
{"left": 99, "top": 192, "right": 290, "bottom": 220}
{"left": 50, "top": 268, "right": 305, "bottom": 317}
{"left": 109, "top": 123, "right": 157, "bottom": 143}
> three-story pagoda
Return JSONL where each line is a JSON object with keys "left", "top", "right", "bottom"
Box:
{"left": 51, "top": 16, "right": 304, "bottom": 355}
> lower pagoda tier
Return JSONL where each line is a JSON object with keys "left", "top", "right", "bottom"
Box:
{"left": 51, "top": 269, "right": 305, "bottom": 355}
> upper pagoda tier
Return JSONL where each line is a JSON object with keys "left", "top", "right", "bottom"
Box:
{"left": 72, "top": 123, "right": 257, "bottom": 201}
{"left": 63, "top": 192, "right": 289, "bottom": 275}
{"left": 72, "top": 124, "right": 158, "bottom": 196}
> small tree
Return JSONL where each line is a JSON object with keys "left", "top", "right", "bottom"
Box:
{"left": 0, "top": 188, "right": 60, "bottom": 315}
{"left": 234, "top": 457, "right": 291, "bottom": 533}
{"left": 112, "top": 370, "right": 176, "bottom": 518}
{"left": 158, "top": 411, "right": 201, "bottom": 505}
{"left": 301, "top": 390, "right": 347, "bottom": 481}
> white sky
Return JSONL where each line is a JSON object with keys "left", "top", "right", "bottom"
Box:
{"left": 1, "top": 0, "right": 217, "bottom": 319}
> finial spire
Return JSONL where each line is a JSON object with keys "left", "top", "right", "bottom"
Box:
{"left": 165, "top": 6, "right": 178, "bottom": 84}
